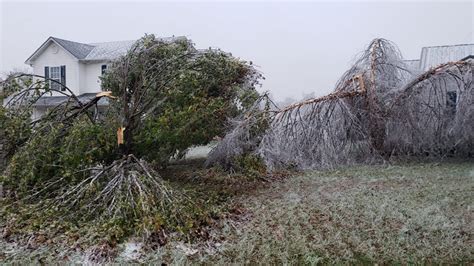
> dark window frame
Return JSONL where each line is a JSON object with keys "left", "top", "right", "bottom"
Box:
{"left": 45, "top": 65, "right": 66, "bottom": 91}
{"left": 446, "top": 91, "right": 457, "bottom": 115}
{"left": 101, "top": 64, "right": 107, "bottom": 75}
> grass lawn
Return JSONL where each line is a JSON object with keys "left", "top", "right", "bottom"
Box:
{"left": 146, "top": 161, "right": 474, "bottom": 264}
{"left": 1, "top": 161, "right": 473, "bottom": 264}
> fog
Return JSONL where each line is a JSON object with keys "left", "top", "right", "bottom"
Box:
{"left": 1, "top": 0, "right": 472, "bottom": 100}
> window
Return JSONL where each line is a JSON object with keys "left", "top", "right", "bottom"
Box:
{"left": 446, "top": 91, "right": 457, "bottom": 115}
{"left": 50, "top": 66, "right": 61, "bottom": 91}
{"left": 45, "top": 65, "right": 66, "bottom": 91}
{"left": 101, "top": 64, "right": 107, "bottom": 75}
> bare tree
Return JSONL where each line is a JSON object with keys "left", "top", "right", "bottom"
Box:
{"left": 208, "top": 39, "right": 473, "bottom": 171}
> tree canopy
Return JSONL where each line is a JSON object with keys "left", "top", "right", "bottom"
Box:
{"left": 0, "top": 34, "right": 263, "bottom": 240}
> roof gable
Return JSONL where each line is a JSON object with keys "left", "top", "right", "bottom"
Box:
{"left": 25, "top": 36, "right": 94, "bottom": 64}
{"left": 25, "top": 36, "right": 134, "bottom": 64}
{"left": 51, "top": 37, "right": 95, "bottom": 59}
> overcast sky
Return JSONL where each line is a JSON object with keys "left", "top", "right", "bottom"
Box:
{"left": 1, "top": 0, "right": 472, "bottom": 100}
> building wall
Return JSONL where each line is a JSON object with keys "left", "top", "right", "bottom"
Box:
{"left": 82, "top": 62, "right": 105, "bottom": 94}
{"left": 30, "top": 42, "right": 80, "bottom": 96}
{"left": 78, "top": 63, "right": 87, "bottom": 94}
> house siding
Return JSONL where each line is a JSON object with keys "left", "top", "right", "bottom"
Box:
{"left": 78, "top": 63, "right": 87, "bottom": 94}
{"left": 31, "top": 43, "right": 107, "bottom": 95}
{"left": 83, "top": 62, "right": 105, "bottom": 93}
{"left": 31, "top": 42, "right": 80, "bottom": 96}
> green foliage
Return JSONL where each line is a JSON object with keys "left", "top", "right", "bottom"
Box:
{"left": 3, "top": 116, "right": 116, "bottom": 196}
{"left": 58, "top": 118, "right": 117, "bottom": 180}
{"left": 0, "top": 106, "right": 32, "bottom": 163}
{"left": 137, "top": 96, "right": 233, "bottom": 164}
{"left": 101, "top": 34, "right": 262, "bottom": 164}
{"left": 233, "top": 154, "right": 267, "bottom": 178}
{"left": 1, "top": 34, "right": 264, "bottom": 247}
{"left": 3, "top": 123, "right": 62, "bottom": 195}
{"left": 0, "top": 73, "right": 33, "bottom": 101}
{"left": 0, "top": 73, "right": 51, "bottom": 171}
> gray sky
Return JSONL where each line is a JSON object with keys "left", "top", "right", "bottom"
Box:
{"left": 1, "top": 0, "right": 472, "bottom": 100}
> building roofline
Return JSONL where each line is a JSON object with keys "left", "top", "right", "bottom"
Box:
{"left": 32, "top": 93, "right": 109, "bottom": 107}
{"left": 25, "top": 36, "right": 187, "bottom": 65}
{"left": 421, "top": 43, "right": 474, "bottom": 49}
{"left": 88, "top": 40, "right": 136, "bottom": 45}
{"left": 461, "top": 55, "right": 474, "bottom": 61}
{"left": 25, "top": 36, "right": 82, "bottom": 65}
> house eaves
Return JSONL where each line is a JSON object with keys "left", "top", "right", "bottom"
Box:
{"left": 33, "top": 93, "right": 109, "bottom": 107}
{"left": 25, "top": 37, "right": 95, "bottom": 65}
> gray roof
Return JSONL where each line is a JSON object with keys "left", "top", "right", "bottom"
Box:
{"left": 25, "top": 37, "right": 135, "bottom": 64}
{"left": 419, "top": 43, "right": 474, "bottom": 71}
{"left": 83, "top": 40, "right": 136, "bottom": 61}
{"left": 51, "top": 37, "right": 95, "bottom": 59}
{"left": 83, "top": 36, "right": 185, "bottom": 61}
{"left": 26, "top": 36, "right": 186, "bottom": 64}
{"left": 33, "top": 93, "right": 108, "bottom": 107}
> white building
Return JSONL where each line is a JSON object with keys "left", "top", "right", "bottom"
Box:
{"left": 24, "top": 36, "right": 137, "bottom": 118}
{"left": 404, "top": 43, "right": 474, "bottom": 72}
{"left": 403, "top": 43, "right": 473, "bottom": 113}
{"left": 25, "top": 36, "right": 136, "bottom": 96}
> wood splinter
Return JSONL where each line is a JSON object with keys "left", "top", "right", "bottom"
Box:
{"left": 117, "top": 127, "right": 125, "bottom": 145}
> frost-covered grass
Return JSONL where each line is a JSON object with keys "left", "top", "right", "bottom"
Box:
{"left": 1, "top": 162, "right": 473, "bottom": 263}
{"left": 220, "top": 162, "right": 474, "bottom": 264}
{"left": 145, "top": 162, "right": 474, "bottom": 264}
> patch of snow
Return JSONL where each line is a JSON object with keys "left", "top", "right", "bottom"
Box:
{"left": 176, "top": 242, "right": 198, "bottom": 256}
{"left": 120, "top": 242, "right": 143, "bottom": 261}
{"left": 185, "top": 145, "right": 215, "bottom": 160}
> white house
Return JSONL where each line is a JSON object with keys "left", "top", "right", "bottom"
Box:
{"left": 403, "top": 43, "right": 474, "bottom": 113}
{"left": 404, "top": 43, "right": 474, "bottom": 72}
{"left": 24, "top": 36, "right": 137, "bottom": 119}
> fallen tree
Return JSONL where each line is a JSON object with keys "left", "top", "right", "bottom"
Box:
{"left": 207, "top": 38, "right": 474, "bottom": 171}
{"left": 0, "top": 34, "right": 262, "bottom": 240}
